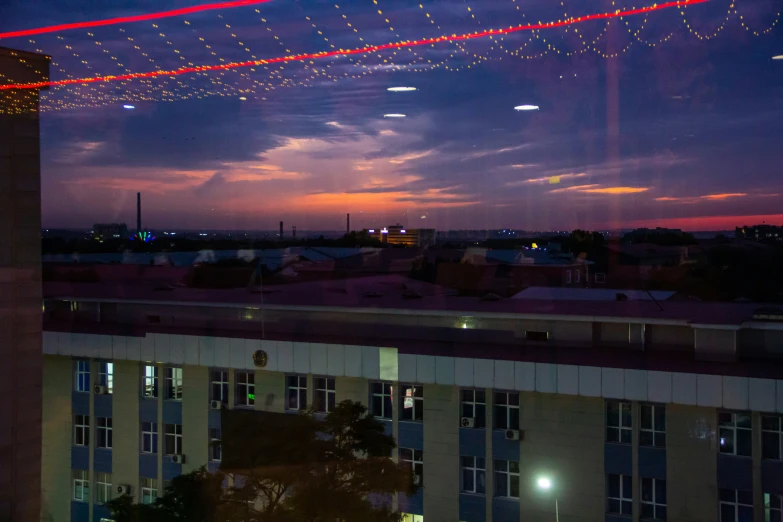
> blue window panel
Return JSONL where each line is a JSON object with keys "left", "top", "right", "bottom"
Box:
{"left": 638, "top": 447, "right": 666, "bottom": 479}
{"left": 71, "top": 501, "right": 89, "bottom": 522}
{"left": 93, "top": 504, "right": 112, "bottom": 522}
{"left": 94, "top": 394, "right": 112, "bottom": 418}
{"left": 491, "top": 430, "right": 520, "bottom": 461}
{"left": 606, "top": 515, "right": 632, "bottom": 522}
{"left": 718, "top": 455, "right": 753, "bottom": 491}
{"left": 604, "top": 443, "right": 632, "bottom": 476}
{"left": 94, "top": 448, "right": 112, "bottom": 473}
{"left": 398, "top": 489, "right": 423, "bottom": 515}
{"left": 139, "top": 454, "right": 158, "bottom": 479}
{"left": 71, "top": 392, "right": 89, "bottom": 416}
{"left": 163, "top": 458, "right": 182, "bottom": 481}
{"left": 460, "top": 493, "right": 486, "bottom": 522}
{"left": 208, "top": 462, "right": 221, "bottom": 474}
{"left": 162, "top": 400, "right": 183, "bottom": 425}
{"left": 208, "top": 409, "right": 221, "bottom": 430}
{"left": 762, "top": 460, "right": 783, "bottom": 495}
{"left": 460, "top": 428, "right": 486, "bottom": 457}
{"left": 398, "top": 422, "right": 423, "bottom": 450}
{"left": 492, "top": 498, "right": 520, "bottom": 522}
{"left": 378, "top": 419, "right": 392, "bottom": 438}
{"left": 139, "top": 398, "right": 158, "bottom": 422}
{"left": 71, "top": 447, "right": 89, "bottom": 470}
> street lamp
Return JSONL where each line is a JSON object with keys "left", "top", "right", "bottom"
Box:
{"left": 537, "top": 476, "right": 558, "bottom": 522}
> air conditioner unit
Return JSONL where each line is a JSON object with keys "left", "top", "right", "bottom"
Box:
{"left": 116, "top": 484, "right": 131, "bottom": 496}
{"left": 505, "top": 429, "right": 521, "bottom": 441}
{"left": 460, "top": 417, "right": 475, "bottom": 428}
{"left": 412, "top": 475, "right": 422, "bottom": 486}
{"left": 94, "top": 384, "right": 107, "bottom": 395}
{"left": 171, "top": 454, "right": 187, "bottom": 464}
{"left": 210, "top": 400, "right": 221, "bottom": 410}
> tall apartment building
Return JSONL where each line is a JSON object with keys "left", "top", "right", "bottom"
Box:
{"left": 0, "top": 46, "right": 50, "bottom": 522}
{"left": 40, "top": 277, "right": 783, "bottom": 522}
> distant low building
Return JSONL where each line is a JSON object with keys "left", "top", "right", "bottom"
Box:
{"left": 736, "top": 224, "right": 783, "bottom": 242}
{"left": 92, "top": 222, "right": 128, "bottom": 239}
{"left": 366, "top": 225, "right": 436, "bottom": 247}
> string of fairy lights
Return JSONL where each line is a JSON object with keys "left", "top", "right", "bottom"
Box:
{"left": 0, "top": 0, "right": 779, "bottom": 114}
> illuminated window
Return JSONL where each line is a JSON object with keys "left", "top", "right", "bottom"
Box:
{"left": 313, "top": 377, "right": 335, "bottom": 413}
{"left": 494, "top": 460, "right": 519, "bottom": 498}
{"left": 401, "top": 515, "right": 423, "bottom": 522}
{"left": 74, "top": 415, "right": 90, "bottom": 446}
{"left": 286, "top": 375, "right": 308, "bottom": 411}
{"left": 719, "top": 489, "right": 753, "bottom": 522}
{"left": 607, "top": 474, "right": 632, "bottom": 516}
{"left": 606, "top": 401, "right": 632, "bottom": 444}
{"left": 400, "top": 384, "right": 423, "bottom": 422}
{"left": 460, "top": 389, "right": 486, "bottom": 429}
{"left": 97, "top": 417, "right": 112, "bottom": 449}
{"left": 762, "top": 416, "right": 782, "bottom": 460}
{"left": 210, "top": 428, "right": 222, "bottom": 462}
{"left": 765, "top": 493, "right": 782, "bottom": 522}
{"left": 640, "top": 404, "right": 666, "bottom": 448}
{"left": 72, "top": 469, "right": 89, "bottom": 502}
{"left": 494, "top": 392, "right": 519, "bottom": 430}
{"left": 461, "top": 456, "right": 485, "bottom": 494}
{"left": 399, "top": 448, "right": 423, "bottom": 484}
{"left": 235, "top": 371, "right": 255, "bottom": 407}
{"left": 75, "top": 360, "right": 90, "bottom": 392}
{"left": 640, "top": 477, "right": 666, "bottom": 520}
{"left": 211, "top": 370, "right": 229, "bottom": 404}
{"left": 371, "top": 382, "right": 393, "bottom": 419}
{"left": 164, "top": 424, "right": 183, "bottom": 455}
{"left": 140, "top": 478, "right": 157, "bottom": 504}
{"left": 141, "top": 422, "right": 158, "bottom": 454}
{"left": 98, "top": 362, "right": 113, "bottom": 393}
{"left": 719, "top": 412, "right": 752, "bottom": 457}
{"left": 96, "top": 472, "right": 112, "bottom": 504}
{"left": 142, "top": 365, "right": 158, "bottom": 398}
{"left": 165, "top": 367, "right": 183, "bottom": 400}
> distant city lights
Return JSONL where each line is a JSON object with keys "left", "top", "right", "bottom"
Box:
{"left": 131, "top": 231, "right": 154, "bottom": 243}
{"left": 123, "top": 104, "right": 135, "bottom": 110}
{"left": 239, "top": 96, "right": 247, "bottom": 100}
{"left": 384, "top": 113, "right": 406, "bottom": 118}
{"left": 400, "top": 229, "right": 407, "bottom": 234}
{"left": 514, "top": 105, "right": 539, "bottom": 111}
{"left": 368, "top": 229, "right": 375, "bottom": 233}
{"left": 387, "top": 87, "right": 417, "bottom": 92}
{"left": 381, "top": 228, "right": 389, "bottom": 234}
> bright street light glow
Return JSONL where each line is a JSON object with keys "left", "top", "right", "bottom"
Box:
{"left": 515, "top": 105, "right": 540, "bottom": 111}
{"left": 388, "top": 86, "right": 417, "bottom": 92}
{"left": 773, "top": 55, "right": 783, "bottom": 60}
{"left": 384, "top": 113, "right": 406, "bottom": 118}
{"left": 537, "top": 477, "right": 552, "bottom": 490}
{"left": 123, "top": 104, "right": 135, "bottom": 110}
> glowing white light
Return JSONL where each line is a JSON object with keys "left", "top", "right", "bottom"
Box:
{"left": 239, "top": 97, "right": 247, "bottom": 101}
{"left": 537, "top": 477, "right": 552, "bottom": 490}
{"left": 123, "top": 104, "right": 135, "bottom": 110}
{"left": 384, "top": 113, "right": 406, "bottom": 118}
{"left": 368, "top": 229, "right": 375, "bottom": 233}
{"left": 387, "top": 86, "right": 417, "bottom": 92}
{"left": 381, "top": 228, "right": 389, "bottom": 234}
{"left": 514, "top": 105, "right": 539, "bottom": 111}
{"left": 400, "top": 229, "right": 406, "bottom": 234}
{"left": 774, "top": 55, "right": 783, "bottom": 60}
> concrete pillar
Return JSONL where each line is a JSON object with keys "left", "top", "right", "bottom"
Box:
{"left": 335, "top": 377, "right": 367, "bottom": 405}
{"left": 182, "top": 366, "right": 209, "bottom": 473}
{"left": 0, "top": 46, "right": 50, "bottom": 522}
{"left": 255, "top": 372, "right": 285, "bottom": 413}
{"left": 422, "top": 385, "right": 460, "bottom": 521}
{"left": 41, "top": 356, "right": 73, "bottom": 522}
{"left": 112, "top": 362, "right": 140, "bottom": 501}
{"left": 485, "top": 388, "right": 493, "bottom": 522}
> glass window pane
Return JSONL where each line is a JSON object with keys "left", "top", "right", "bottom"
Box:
{"left": 654, "top": 406, "right": 666, "bottom": 430}
{"left": 495, "top": 473, "right": 507, "bottom": 497}
{"left": 737, "top": 490, "right": 753, "bottom": 505}
{"left": 608, "top": 499, "right": 620, "bottom": 514}
{"left": 762, "top": 416, "right": 780, "bottom": 431}
{"left": 719, "top": 489, "right": 735, "bottom": 502}
{"left": 720, "top": 504, "right": 735, "bottom": 522}
{"left": 737, "top": 430, "right": 752, "bottom": 457}
{"left": 509, "top": 393, "right": 519, "bottom": 406}
{"left": 737, "top": 413, "right": 752, "bottom": 428}
{"left": 718, "top": 412, "right": 733, "bottom": 426}
{"left": 656, "top": 479, "right": 667, "bottom": 504}
{"left": 510, "top": 474, "right": 519, "bottom": 497}
{"left": 738, "top": 505, "right": 753, "bottom": 522}
{"left": 607, "top": 474, "right": 620, "bottom": 497}
{"left": 495, "top": 393, "right": 507, "bottom": 406}
{"left": 477, "top": 470, "right": 486, "bottom": 494}
{"left": 509, "top": 461, "right": 519, "bottom": 473}
{"left": 620, "top": 429, "right": 632, "bottom": 444}
{"left": 621, "top": 500, "right": 632, "bottom": 516}
{"left": 462, "top": 469, "right": 474, "bottom": 491}
{"left": 641, "top": 405, "right": 652, "bottom": 429}
{"left": 476, "top": 390, "right": 485, "bottom": 403}
{"left": 641, "top": 478, "right": 653, "bottom": 501}
{"left": 719, "top": 428, "right": 734, "bottom": 453}
{"left": 640, "top": 431, "right": 654, "bottom": 447}
{"left": 476, "top": 457, "right": 485, "bottom": 469}
{"left": 607, "top": 403, "right": 619, "bottom": 425}
{"left": 641, "top": 503, "right": 654, "bottom": 519}
{"left": 621, "top": 475, "right": 632, "bottom": 497}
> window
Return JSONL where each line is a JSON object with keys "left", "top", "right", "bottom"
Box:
{"left": 165, "top": 424, "right": 183, "bottom": 455}
{"left": 141, "top": 478, "right": 157, "bottom": 505}
{"left": 75, "top": 360, "right": 90, "bottom": 392}
{"left": 606, "top": 401, "right": 632, "bottom": 444}
{"left": 399, "top": 448, "right": 423, "bottom": 484}
{"left": 640, "top": 404, "right": 666, "bottom": 448}
{"left": 98, "top": 362, "right": 113, "bottom": 394}
{"left": 719, "top": 412, "right": 752, "bottom": 457}
{"left": 595, "top": 273, "right": 606, "bottom": 283}
{"left": 762, "top": 416, "right": 782, "bottom": 460}
{"left": 641, "top": 477, "right": 666, "bottom": 520}
{"left": 575, "top": 269, "right": 581, "bottom": 283}
{"left": 766, "top": 493, "right": 782, "bottom": 522}
{"left": 142, "top": 365, "right": 158, "bottom": 398}
{"left": 400, "top": 384, "right": 423, "bottom": 422}
{"left": 97, "top": 417, "right": 113, "bottom": 449}
{"left": 566, "top": 270, "right": 572, "bottom": 283}
{"left": 607, "top": 474, "right": 632, "bottom": 516}
{"left": 74, "top": 415, "right": 90, "bottom": 446}
{"left": 141, "top": 422, "right": 158, "bottom": 454}
{"left": 211, "top": 370, "right": 229, "bottom": 404}
{"left": 401, "top": 515, "right": 423, "bottom": 522}
{"left": 494, "top": 460, "right": 519, "bottom": 498}
{"left": 210, "top": 428, "right": 222, "bottom": 462}
{"left": 235, "top": 371, "right": 255, "bottom": 407}
{"left": 461, "top": 389, "right": 486, "bottom": 428}
{"left": 96, "top": 472, "right": 112, "bottom": 504}
{"left": 165, "top": 367, "right": 183, "bottom": 400}
{"left": 461, "top": 456, "right": 486, "bottom": 494}
{"left": 719, "top": 489, "right": 753, "bottom": 522}
{"left": 494, "top": 392, "right": 519, "bottom": 430}
{"left": 72, "top": 469, "right": 89, "bottom": 502}
{"left": 286, "top": 375, "right": 308, "bottom": 411}
{"left": 525, "top": 330, "right": 549, "bottom": 342}
{"left": 371, "top": 382, "right": 393, "bottom": 419}
{"left": 314, "top": 376, "right": 335, "bottom": 413}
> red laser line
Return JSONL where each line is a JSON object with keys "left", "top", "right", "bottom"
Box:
{"left": 0, "top": 0, "right": 707, "bottom": 91}
{"left": 0, "top": 0, "right": 275, "bottom": 40}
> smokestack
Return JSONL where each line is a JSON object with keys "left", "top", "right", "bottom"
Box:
{"left": 347, "top": 213, "right": 350, "bottom": 234}
{"left": 137, "top": 192, "right": 141, "bottom": 232}
{"left": 279, "top": 221, "right": 283, "bottom": 240}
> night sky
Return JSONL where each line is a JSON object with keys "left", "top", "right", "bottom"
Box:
{"left": 2, "top": 0, "right": 782, "bottom": 231}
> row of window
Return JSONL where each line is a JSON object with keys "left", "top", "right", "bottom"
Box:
{"left": 72, "top": 471, "right": 159, "bottom": 506}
